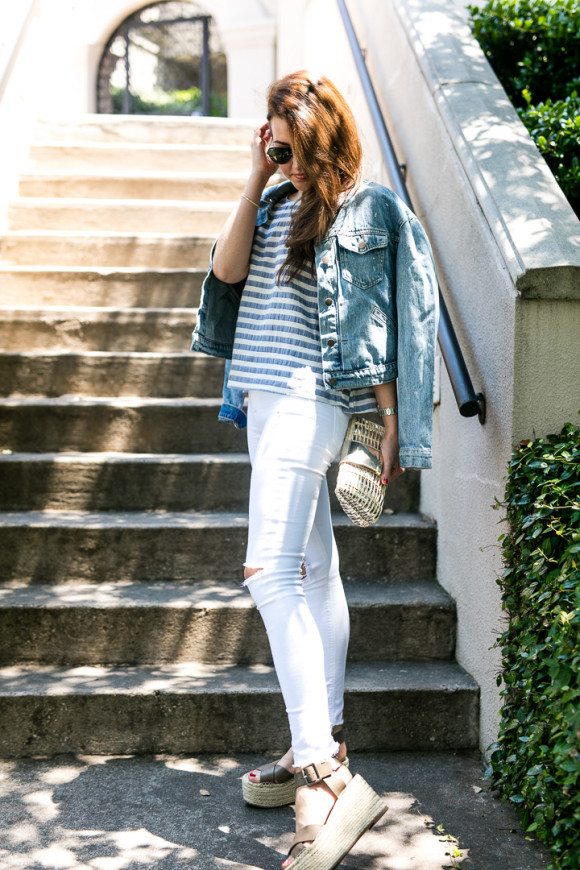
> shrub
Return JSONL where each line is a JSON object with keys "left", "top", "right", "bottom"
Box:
{"left": 468, "top": 0, "right": 580, "bottom": 107}
{"left": 111, "top": 85, "right": 226, "bottom": 117}
{"left": 489, "top": 421, "right": 580, "bottom": 869}
{"left": 468, "top": 0, "right": 580, "bottom": 217}
{"left": 519, "top": 91, "right": 580, "bottom": 213}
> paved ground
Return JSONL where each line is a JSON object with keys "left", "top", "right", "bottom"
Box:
{"left": 0, "top": 751, "right": 550, "bottom": 869}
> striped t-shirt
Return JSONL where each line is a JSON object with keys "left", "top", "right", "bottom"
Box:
{"left": 227, "top": 196, "right": 377, "bottom": 415}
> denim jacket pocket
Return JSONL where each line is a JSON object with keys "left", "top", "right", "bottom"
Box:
{"left": 337, "top": 232, "right": 389, "bottom": 290}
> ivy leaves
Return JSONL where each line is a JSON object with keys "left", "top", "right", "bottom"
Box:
{"left": 489, "top": 422, "right": 580, "bottom": 869}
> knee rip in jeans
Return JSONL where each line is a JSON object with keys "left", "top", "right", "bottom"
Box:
{"left": 243, "top": 565, "right": 264, "bottom": 585}
{"left": 243, "top": 562, "right": 306, "bottom": 585}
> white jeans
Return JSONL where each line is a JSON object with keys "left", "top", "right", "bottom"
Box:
{"left": 244, "top": 390, "right": 350, "bottom": 767}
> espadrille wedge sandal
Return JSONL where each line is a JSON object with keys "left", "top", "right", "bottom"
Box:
{"left": 282, "top": 761, "right": 388, "bottom": 869}
{"left": 242, "top": 726, "right": 349, "bottom": 808}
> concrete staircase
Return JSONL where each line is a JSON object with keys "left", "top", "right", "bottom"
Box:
{"left": 0, "top": 115, "right": 479, "bottom": 757}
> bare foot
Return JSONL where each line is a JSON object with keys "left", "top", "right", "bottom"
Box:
{"left": 248, "top": 746, "right": 296, "bottom": 783}
{"left": 282, "top": 762, "right": 352, "bottom": 868}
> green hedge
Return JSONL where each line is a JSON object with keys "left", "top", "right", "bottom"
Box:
{"left": 489, "top": 422, "right": 580, "bottom": 869}
{"left": 111, "top": 86, "right": 227, "bottom": 117}
{"left": 468, "top": 0, "right": 580, "bottom": 217}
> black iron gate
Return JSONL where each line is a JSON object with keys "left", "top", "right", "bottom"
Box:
{"left": 97, "top": 1, "right": 226, "bottom": 116}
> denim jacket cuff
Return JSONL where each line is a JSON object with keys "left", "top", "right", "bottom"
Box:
{"left": 399, "top": 448, "right": 432, "bottom": 469}
{"left": 218, "top": 402, "right": 247, "bottom": 430}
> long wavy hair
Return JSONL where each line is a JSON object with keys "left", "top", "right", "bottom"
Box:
{"left": 267, "top": 71, "right": 362, "bottom": 282}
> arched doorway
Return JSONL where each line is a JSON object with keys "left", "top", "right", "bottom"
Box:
{"left": 97, "top": 1, "right": 227, "bottom": 116}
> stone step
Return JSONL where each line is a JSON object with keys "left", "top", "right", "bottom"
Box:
{"left": 0, "top": 307, "right": 196, "bottom": 352}
{"left": 0, "top": 231, "right": 214, "bottom": 268}
{"left": 0, "top": 268, "right": 204, "bottom": 307}
{"left": 0, "top": 511, "right": 436, "bottom": 584}
{"left": 0, "top": 352, "right": 225, "bottom": 398}
{"left": 0, "top": 453, "right": 419, "bottom": 514}
{"left": 28, "top": 142, "right": 252, "bottom": 172}
{"left": 0, "top": 397, "right": 245, "bottom": 453}
{"left": 34, "top": 115, "right": 259, "bottom": 146}
{"left": 0, "top": 579, "right": 455, "bottom": 667}
{"left": 19, "top": 171, "right": 250, "bottom": 201}
{"left": 0, "top": 659, "right": 479, "bottom": 756}
{"left": 8, "top": 199, "right": 232, "bottom": 233}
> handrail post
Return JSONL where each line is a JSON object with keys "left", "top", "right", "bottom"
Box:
{"left": 337, "top": 0, "right": 485, "bottom": 423}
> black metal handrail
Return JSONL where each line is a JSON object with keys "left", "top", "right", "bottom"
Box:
{"left": 337, "top": 0, "right": 486, "bottom": 423}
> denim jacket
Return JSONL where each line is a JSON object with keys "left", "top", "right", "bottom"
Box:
{"left": 191, "top": 180, "right": 438, "bottom": 468}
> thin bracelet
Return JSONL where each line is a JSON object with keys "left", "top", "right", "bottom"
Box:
{"left": 377, "top": 406, "right": 398, "bottom": 416}
{"left": 241, "top": 194, "right": 260, "bottom": 209}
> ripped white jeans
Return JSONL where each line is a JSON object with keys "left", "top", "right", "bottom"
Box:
{"left": 244, "top": 390, "right": 350, "bottom": 767}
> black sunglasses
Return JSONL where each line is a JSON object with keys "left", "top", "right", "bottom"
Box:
{"left": 266, "top": 143, "right": 293, "bottom": 165}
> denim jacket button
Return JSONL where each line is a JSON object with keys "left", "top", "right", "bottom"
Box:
{"left": 328, "top": 377, "right": 337, "bottom": 386}
{"left": 358, "top": 238, "right": 367, "bottom": 250}
{"left": 327, "top": 338, "right": 335, "bottom": 347}
{"left": 324, "top": 297, "right": 333, "bottom": 306}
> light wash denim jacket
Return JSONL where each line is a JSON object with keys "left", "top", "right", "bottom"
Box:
{"left": 191, "top": 179, "right": 438, "bottom": 468}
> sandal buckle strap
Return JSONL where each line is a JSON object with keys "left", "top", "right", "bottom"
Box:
{"left": 297, "top": 760, "right": 334, "bottom": 787}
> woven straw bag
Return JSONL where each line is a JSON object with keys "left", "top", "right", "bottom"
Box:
{"left": 335, "top": 417, "right": 386, "bottom": 527}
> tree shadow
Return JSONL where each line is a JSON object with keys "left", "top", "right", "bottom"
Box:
{"left": 0, "top": 751, "right": 551, "bottom": 870}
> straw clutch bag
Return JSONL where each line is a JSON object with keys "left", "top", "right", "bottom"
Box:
{"left": 335, "top": 417, "right": 386, "bottom": 527}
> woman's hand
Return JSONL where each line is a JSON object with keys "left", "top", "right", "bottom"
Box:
{"left": 250, "top": 122, "right": 279, "bottom": 180}
{"left": 379, "top": 430, "right": 405, "bottom": 486}
{"left": 372, "top": 382, "right": 404, "bottom": 485}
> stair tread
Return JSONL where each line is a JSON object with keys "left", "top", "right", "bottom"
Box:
{"left": 0, "top": 578, "right": 453, "bottom": 609}
{"left": 0, "top": 510, "right": 432, "bottom": 529}
{"left": 0, "top": 350, "right": 207, "bottom": 359}
{"left": 11, "top": 197, "right": 236, "bottom": 208}
{"left": 31, "top": 141, "right": 249, "bottom": 153}
{"left": 1, "top": 229, "right": 216, "bottom": 239}
{"left": 21, "top": 169, "right": 252, "bottom": 180}
{"left": 0, "top": 451, "right": 249, "bottom": 463}
{"left": 0, "top": 659, "right": 478, "bottom": 695}
{"left": 0, "top": 265, "right": 205, "bottom": 274}
{"left": 0, "top": 307, "right": 195, "bottom": 317}
{"left": 0, "top": 396, "right": 222, "bottom": 407}
{"left": 34, "top": 116, "right": 260, "bottom": 141}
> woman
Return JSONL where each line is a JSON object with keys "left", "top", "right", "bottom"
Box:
{"left": 192, "top": 71, "right": 438, "bottom": 869}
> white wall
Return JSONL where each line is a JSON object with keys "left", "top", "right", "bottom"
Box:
{"left": 0, "top": 1, "right": 44, "bottom": 233}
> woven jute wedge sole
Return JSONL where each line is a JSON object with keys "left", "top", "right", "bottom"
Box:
{"left": 242, "top": 757, "right": 349, "bottom": 808}
{"left": 288, "top": 774, "right": 388, "bottom": 870}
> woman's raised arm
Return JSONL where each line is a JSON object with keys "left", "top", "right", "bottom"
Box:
{"left": 212, "top": 122, "right": 278, "bottom": 284}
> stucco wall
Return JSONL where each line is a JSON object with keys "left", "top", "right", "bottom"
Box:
{"left": 0, "top": 2, "right": 44, "bottom": 233}
{"left": 276, "top": 0, "right": 580, "bottom": 754}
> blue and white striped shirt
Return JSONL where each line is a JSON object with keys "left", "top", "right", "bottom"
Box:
{"left": 228, "top": 197, "right": 377, "bottom": 414}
